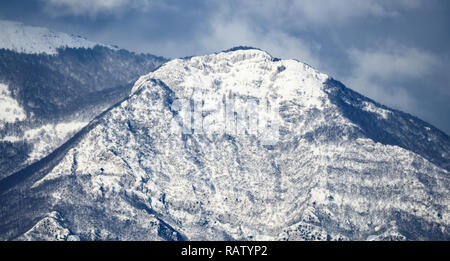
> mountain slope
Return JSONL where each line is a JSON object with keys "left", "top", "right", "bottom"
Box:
{"left": 0, "top": 20, "right": 168, "bottom": 179}
{"left": 0, "top": 48, "right": 448, "bottom": 241}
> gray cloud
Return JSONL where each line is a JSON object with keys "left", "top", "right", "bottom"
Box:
{"left": 40, "top": 0, "right": 154, "bottom": 17}
{"left": 348, "top": 45, "right": 437, "bottom": 79}
{"left": 342, "top": 41, "right": 450, "bottom": 134}
{"left": 344, "top": 42, "right": 438, "bottom": 110}
{"left": 198, "top": 15, "right": 321, "bottom": 65}
{"left": 213, "top": 0, "right": 424, "bottom": 30}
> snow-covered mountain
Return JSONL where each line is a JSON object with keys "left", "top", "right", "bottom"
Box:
{"left": 0, "top": 20, "right": 106, "bottom": 55}
{"left": 0, "top": 20, "right": 167, "bottom": 179}
{"left": 0, "top": 47, "right": 448, "bottom": 241}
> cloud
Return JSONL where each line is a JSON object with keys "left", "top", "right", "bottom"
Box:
{"left": 349, "top": 44, "right": 438, "bottom": 79}
{"left": 125, "top": 15, "right": 321, "bottom": 67}
{"left": 39, "top": 0, "right": 424, "bottom": 25}
{"left": 41, "top": 0, "right": 154, "bottom": 17}
{"left": 218, "top": 0, "right": 423, "bottom": 29}
{"left": 186, "top": 0, "right": 425, "bottom": 69}
{"left": 344, "top": 42, "right": 438, "bottom": 112}
{"left": 292, "top": 0, "right": 423, "bottom": 26}
{"left": 199, "top": 17, "right": 321, "bottom": 67}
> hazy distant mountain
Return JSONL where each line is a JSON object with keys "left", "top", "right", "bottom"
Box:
{"left": 0, "top": 20, "right": 167, "bottom": 179}
{"left": 0, "top": 48, "right": 448, "bottom": 241}
{"left": 0, "top": 20, "right": 104, "bottom": 55}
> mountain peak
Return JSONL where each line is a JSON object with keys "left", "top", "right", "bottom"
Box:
{"left": 132, "top": 46, "right": 328, "bottom": 99}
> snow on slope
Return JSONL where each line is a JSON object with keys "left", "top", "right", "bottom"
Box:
{"left": 2, "top": 121, "right": 88, "bottom": 163}
{"left": 0, "top": 83, "right": 26, "bottom": 128}
{"left": 16, "top": 211, "right": 72, "bottom": 241}
{"left": 0, "top": 20, "right": 107, "bottom": 54}
{"left": 2, "top": 48, "right": 449, "bottom": 241}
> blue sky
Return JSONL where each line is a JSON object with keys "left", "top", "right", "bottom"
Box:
{"left": 1, "top": 0, "right": 450, "bottom": 134}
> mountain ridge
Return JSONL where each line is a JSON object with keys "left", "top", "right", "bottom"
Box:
{"left": 0, "top": 19, "right": 110, "bottom": 54}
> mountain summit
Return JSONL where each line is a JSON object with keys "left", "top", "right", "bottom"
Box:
{"left": 0, "top": 48, "right": 448, "bottom": 241}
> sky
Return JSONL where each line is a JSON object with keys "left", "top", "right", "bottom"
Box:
{"left": 1, "top": 0, "right": 450, "bottom": 134}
